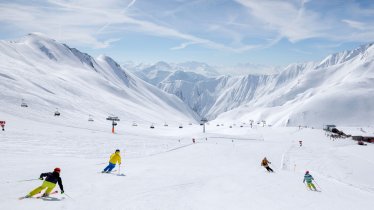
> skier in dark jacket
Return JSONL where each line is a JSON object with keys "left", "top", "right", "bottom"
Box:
{"left": 25, "top": 168, "right": 64, "bottom": 198}
{"left": 0, "top": 121, "right": 5, "bottom": 131}
{"left": 261, "top": 157, "right": 274, "bottom": 172}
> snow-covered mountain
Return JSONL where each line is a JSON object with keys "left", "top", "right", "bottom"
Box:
{"left": 217, "top": 44, "right": 374, "bottom": 127}
{"left": 0, "top": 33, "right": 198, "bottom": 126}
{"left": 130, "top": 61, "right": 220, "bottom": 85}
{"left": 135, "top": 44, "right": 374, "bottom": 127}
{"left": 217, "top": 63, "right": 280, "bottom": 76}
{"left": 1, "top": 33, "right": 373, "bottom": 127}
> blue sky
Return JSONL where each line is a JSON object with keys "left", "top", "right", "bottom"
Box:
{"left": 0, "top": 0, "right": 373, "bottom": 67}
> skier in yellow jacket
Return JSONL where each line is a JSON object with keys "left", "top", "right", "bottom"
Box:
{"left": 102, "top": 149, "right": 121, "bottom": 173}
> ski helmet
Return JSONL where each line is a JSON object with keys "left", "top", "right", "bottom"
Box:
{"left": 54, "top": 168, "right": 61, "bottom": 173}
{"left": 305, "top": 170, "right": 309, "bottom": 174}
{"left": 115, "top": 149, "right": 120, "bottom": 152}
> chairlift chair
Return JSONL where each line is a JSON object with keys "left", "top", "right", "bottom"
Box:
{"left": 21, "top": 99, "right": 28, "bottom": 107}
{"left": 106, "top": 116, "right": 119, "bottom": 121}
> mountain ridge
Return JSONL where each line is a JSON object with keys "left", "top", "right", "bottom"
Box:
{"left": 1, "top": 34, "right": 373, "bottom": 127}
{"left": 0, "top": 34, "right": 199, "bottom": 126}
{"left": 133, "top": 43, "right": 374, "bottom": 126}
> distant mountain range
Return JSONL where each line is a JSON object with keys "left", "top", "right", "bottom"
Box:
{"left": 1, "top": 33, "right": 373, "bottom": 127}
{"left": 130, "top": 44, "right": 374, "bottom": 127}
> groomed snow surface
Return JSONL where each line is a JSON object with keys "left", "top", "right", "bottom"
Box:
{"left": 1, "top": 113, "right": 374, "bottom": 210}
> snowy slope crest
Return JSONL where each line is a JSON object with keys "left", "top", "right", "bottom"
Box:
{"left": 0, "top": 33, "right": 198, "bottom": 125}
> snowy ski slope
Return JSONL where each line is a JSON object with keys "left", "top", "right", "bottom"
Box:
{"left": 1, "top": 113, "right": 373, "bottom": 210}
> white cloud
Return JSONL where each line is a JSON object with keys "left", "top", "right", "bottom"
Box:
{"left": 235, "top": 0, "right": 374, "bottom": 43}
{"left": 171, "top": 42, "right": 197, "bottom": 50}
{"left": 0, "top": 0, "right": 259, "bottom": 52}
{"left": 234, "top": 0, "right": 326, "bottom": 42}
{"left": 342, "top": 19, "right": 366, "bottom": 30}
{"left": 1, "top": 0, "right": 374, "bottom": 53}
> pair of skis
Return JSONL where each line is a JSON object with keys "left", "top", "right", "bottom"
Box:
{"left": 19, "top": 190, "right": 59, "bottom": 200}
{"left": 307, "top": 188, "right": 322, "bottom": 192}
{"left": 99, "top": 170, "right": 125, "bottom": 176}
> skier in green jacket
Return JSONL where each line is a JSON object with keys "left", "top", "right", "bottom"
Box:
{"left": 303, "top": 171, "right": 317, "bottom": 191}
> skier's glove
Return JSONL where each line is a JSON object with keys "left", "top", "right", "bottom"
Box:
{"left": 39, "top": 178, "right": 43, "bottom": 180}
{"left": 61, "top": 190, "right": 64, "bottom": 194}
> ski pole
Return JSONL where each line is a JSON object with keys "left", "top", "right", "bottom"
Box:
{"left": 95, "top": 162, "right": 107, "bottom": 165}
{"left": 17, "top": 178, "right": 40, "bottom": 182}
{"left": 314, "top": 180, "right": 322, "bottom": 190}
{"left": 118, "top": 164, "right": 121, "bottom": 175}
{"left": 63, "top": 193, "right": 76, "bottom": 201}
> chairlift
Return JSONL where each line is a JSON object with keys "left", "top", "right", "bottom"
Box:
{"left": 88, "top": 115, "right": 94, "bottom": 122}
{"left": 164, "top": 122, "right": 168, "bottom": 126}
{"left": 106, "top": 116, "right": 119, "bottom": 121}
{"left": 150, "top": 124, "right": 155, "bottom": 129}
{"left": 21, "top": 99, "right": 28, "bottom": 107}
{"left": 179, "top": 124, "right": 183, "bottom": 128}
{"left": 54, "top": 111, "right": 60, "bottom": 116}
{"left": 106, "top": 116, "right": 120, "bottom": 133}
{"left": 132, "top": 121, "right": 138, "bottom": 126}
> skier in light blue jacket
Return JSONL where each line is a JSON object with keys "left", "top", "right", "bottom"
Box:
{"left": 303, "top": 171, "right": 317, "bottom": 191}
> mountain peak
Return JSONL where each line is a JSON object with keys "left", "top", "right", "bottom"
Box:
{"left": 17, "top": 32, "right": 57, "bottom": 44}
{"left": 97, "top": 55, "right": 121, "bottom": 68}
{"left": 154, "top": 61, "right": 172, "bottom": 69}
{"left": 97, "top": 54, "right": 112, "bottom": 62}
{"left": 316, "top": 42, "right": 374, "bottom": 69}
